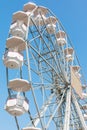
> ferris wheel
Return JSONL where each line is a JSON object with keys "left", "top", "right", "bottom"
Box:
{"left": 3, "top": 2, "right": 87, "bottom": 130}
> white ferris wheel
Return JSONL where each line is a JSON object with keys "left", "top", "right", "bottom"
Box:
{"left": 3, "top": 2, "right": 87, "bottom": 130}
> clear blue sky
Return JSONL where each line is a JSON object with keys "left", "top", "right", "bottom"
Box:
{"left": 0, "top": 0, "right": 87, "bottom": 130}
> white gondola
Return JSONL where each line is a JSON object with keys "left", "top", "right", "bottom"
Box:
{"left": 46, "top": 24, "right": 56, "bottom": 34}
{"left": 22, "top": 127, "right": 41, "bottom": 130}
{"left": 3, "top": 50, "right": 23, "bottom": 68}
{"left": 10, "top": 20, "right": 27, "bottom": 38}
{"left": 12, "top": 11, "right": 28, "bottom": 25}
{"left": 4, "top": 95, "right": 29, "bottom": 116}
{"left": 8, "top": 78, "right": 31, "bottom": 92}
{"left": 10, "top": 11, "right": 28, "bottom": 38}
{"left": 35, "top": 14, "right": 47, "bottom": 26}
{"left": 82, "top": 84, "right": 87, "bottom": 90}
{"left": 84, "top": 114, "right": 87, "bottom": 120}
{"left": 81, "top": 104, "right": 87, "bottom": 110}
{"left": 34, "top": 6, "right": 48, "bottom": 16}
{"left": 46, "top": 16, "right": 57, "bottom": 34}
{"left": 23, "top": 2, "right": 37, "bottom": 15}
{"left": 64, "top": 48, "right": 74, "bottom": 62}
{"left": 6, "top": 36, "right": 26, "bottom": 51}
{"left": 56, "top": 31, "right": 66, "bottom": 46}
{"left": 82, "top": 93, "right": 87, "bottom": 98}
{"left": 46, "top": 16, "right": 57, "bottom": 25}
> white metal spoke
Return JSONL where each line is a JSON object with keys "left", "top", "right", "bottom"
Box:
{"left": 63, "top": 87, "right": 71, "bottom": 130}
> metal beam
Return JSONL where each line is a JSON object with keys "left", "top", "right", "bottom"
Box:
{"left": 45, "top": 90, "right": 65, "bottom": 129}
{"left": 72, "top": 93, "right": 87, "bottom": 130}
{"left": 25, "top": 7, "right": 44, "bottom": 129}
{"left": 63, "top": 86, "right": 71, "bottom": 130}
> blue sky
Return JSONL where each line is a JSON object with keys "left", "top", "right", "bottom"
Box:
{"left": 0, "top": 0, "right": 87, "bottom": 130}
